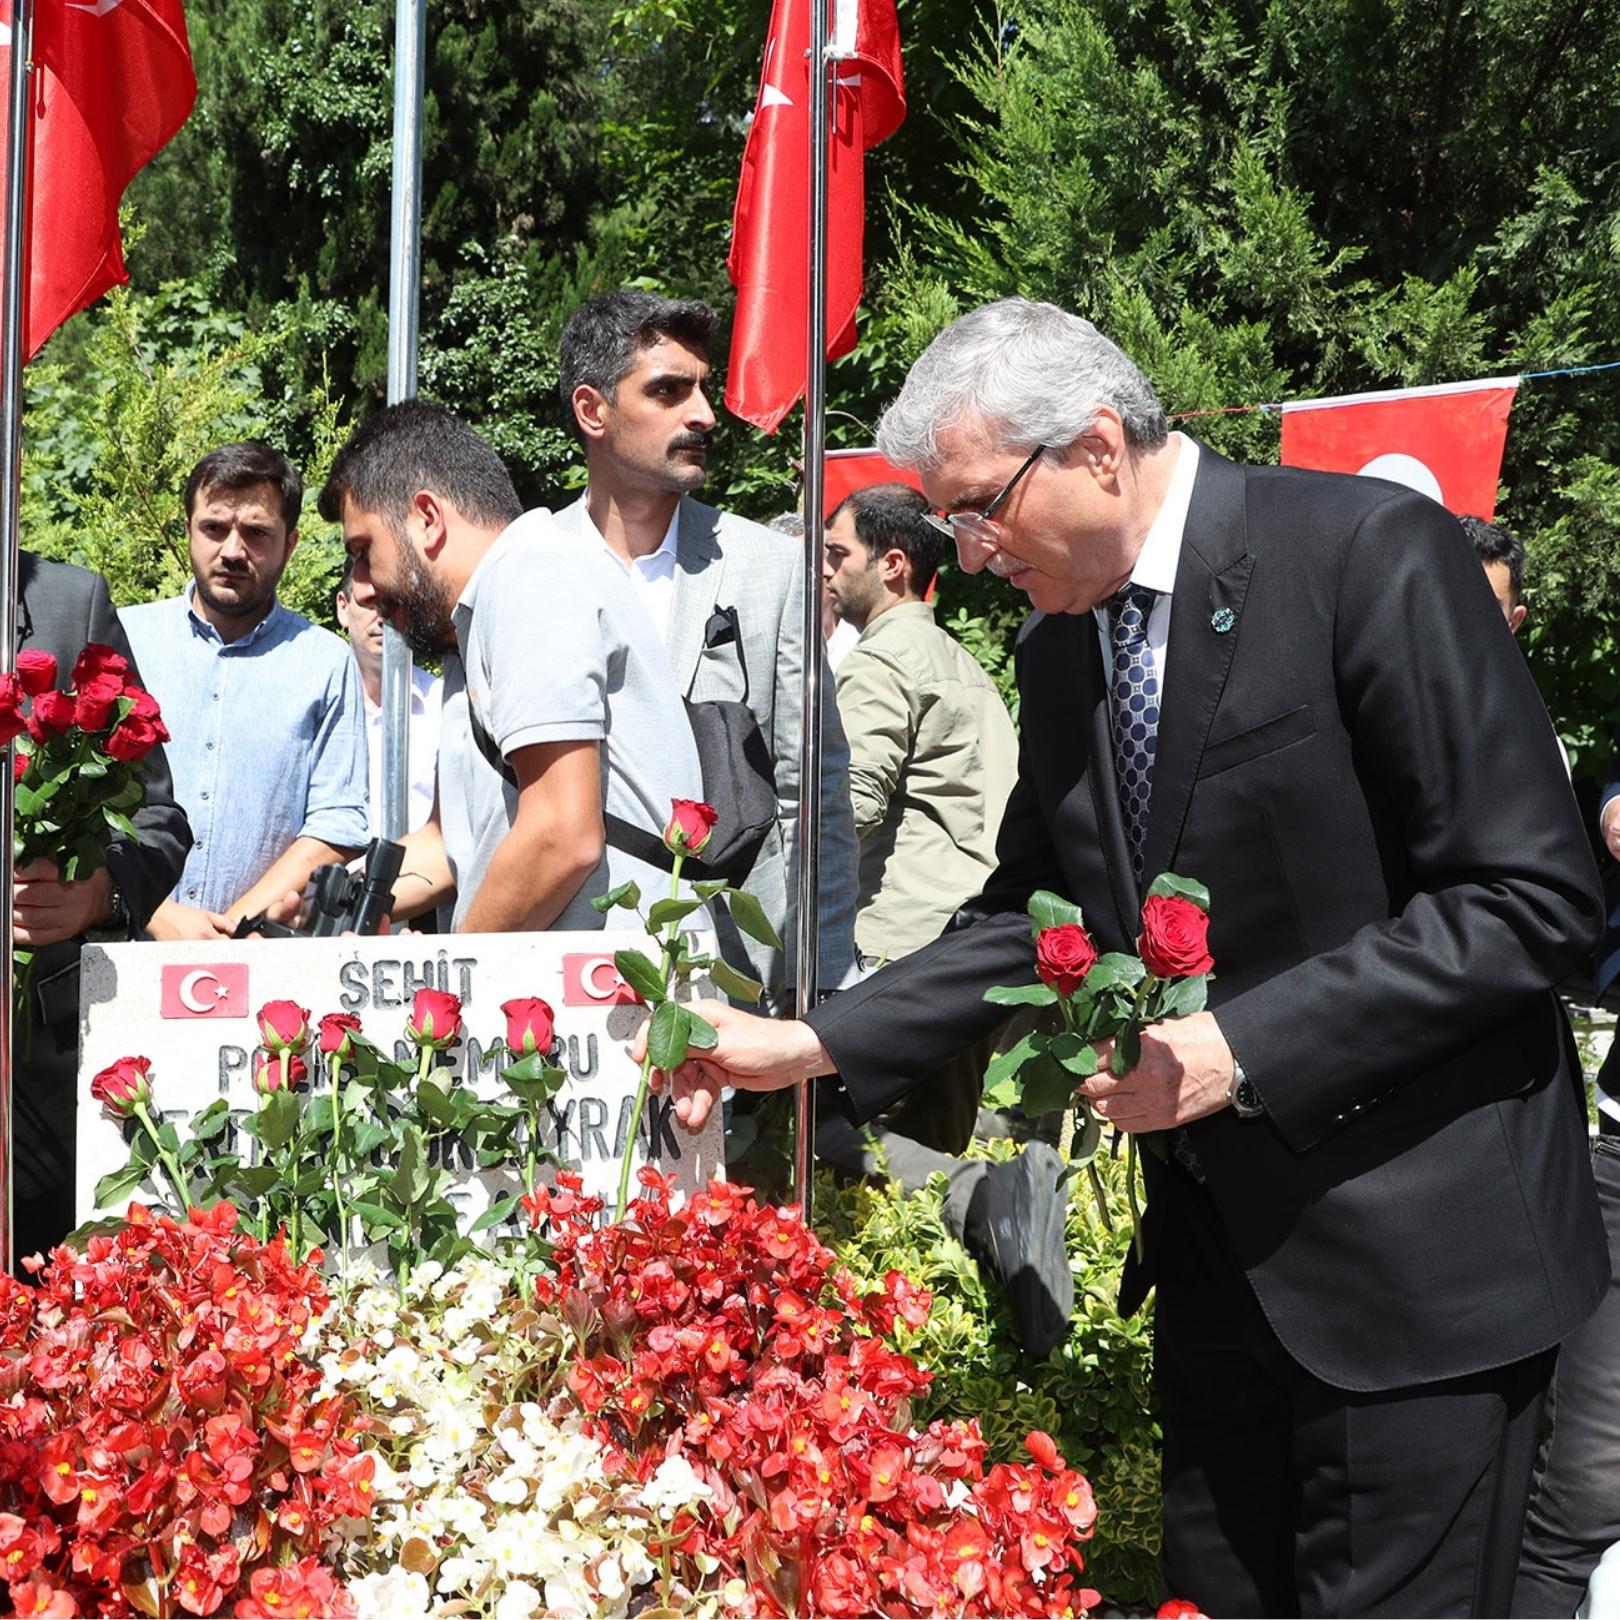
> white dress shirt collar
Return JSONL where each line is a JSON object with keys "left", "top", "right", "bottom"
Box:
{"left": 1127, "top": 432, "right": 1200, "bottom": 596}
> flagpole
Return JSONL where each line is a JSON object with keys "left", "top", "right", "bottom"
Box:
{"left": 381, "top": 0, "right": 426, "bottom": 839}
{"left": 0, "top": 0, "right": 34, "bottom": 1274}
{"left": 792, "top": 0, "right": 832, "bottom": 1212}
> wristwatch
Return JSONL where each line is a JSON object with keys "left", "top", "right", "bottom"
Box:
{"left": 86, "top": 875, "right": 133, "bottom": 943}
{"left": 1227, "top": 1058, "right": 1265, "bottom": 1119}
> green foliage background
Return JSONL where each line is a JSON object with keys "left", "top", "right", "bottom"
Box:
{"left": 23, "top": 0, "right": 1620, "bottom": 764}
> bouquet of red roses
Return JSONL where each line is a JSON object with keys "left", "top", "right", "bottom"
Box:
{"left": 1, "top": 642, "right": 170, "bottom": 1028}
{"left": 982, "top": 874, "right": 1214, "bottom": 1259}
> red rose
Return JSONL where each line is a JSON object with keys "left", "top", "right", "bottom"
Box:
{"left": 0, "top": 676, "right": 22, "bottom": 748}
{"left": 123, "top": 684, "right": 162, "bottom": 722}
{"left": 106, "top": 715, "right": 163, "bottom": 761}
{"left": 72, "top": 671, "right": 126, "bottom": 731}
{"left": 14, "top": 650, "right": 56, "bottom": 697}
{"left": 28, "top": 690, "right": 74, "bottom": 737}
{"left": 252, "top": 1050, "right": 308, "bottom": 1096}
{"left": 1138, "top": 894, "right": 1214, "bottom": 978}
{"left": 502, "top": 996, "right": 556, "bottom": 1058}
{"left": 317, "top": 1012, "right": 362, "bottom": 1057}
{"left": 1034, "top": 922, "right": 1098, "bottom": 996}
{"left": 90, "top": 1056, "right": 153, "bottom": 1118}
{"left": 256, "top": 1000, "right": 310, "bottom": 1054}
{"left": 11, "top": 749, "right": 27, "bottom": 784}
{"left": 69, "top": 643, "right": 127, "bottom": 687}
{"left": 407, "top": 987, "right": 462, "bottom": 1049}
{"left": 662, "top": 798, "right": 719, "bottom": 857}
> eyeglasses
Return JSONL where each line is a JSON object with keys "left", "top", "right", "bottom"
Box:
{"left": 923, "top": 445, "right": 1046, "bottom": 545}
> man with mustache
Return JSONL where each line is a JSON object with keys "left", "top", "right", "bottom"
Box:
{"left": 551, "top": 290, "right": 858, "bottom": 1012}
{"left": 318, "top": 400, "right": 702, "bottom": 933}
{"left": 123, "top": 442, "right": 367, "bottom": 940}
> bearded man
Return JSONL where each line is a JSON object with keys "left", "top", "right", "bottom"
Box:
{"left": 123, "top": 441, "right": 367, "bottom": 939}
{"left": 318, "top": 399, "right": 701, "bottom": 932}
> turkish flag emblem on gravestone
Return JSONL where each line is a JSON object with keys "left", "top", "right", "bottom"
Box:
{"left": 1279, "top": 377, "right": 1520, "bottom": 520}
{"left": 159, "top": 963, "right": 248, "bottom": 1019}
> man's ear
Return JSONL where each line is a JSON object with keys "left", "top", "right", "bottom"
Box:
{"left": 283, "top": 527, "right": 300, "bottom": 562}
{"left": 572, "top": 384, "right": 610, "bottom": 443}
{"left": 880, "top": 547, "right": 909, "bottom": 588}
{"left": 1071, "top": 407, "right": 1127, "bottom": 486}
{"left": 412, "top": 489, "right": 453, "bottom": 557}
{"left": 1509, "top": 602, "right": 1527, "bottom": 635}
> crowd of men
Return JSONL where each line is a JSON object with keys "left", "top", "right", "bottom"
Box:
{"left": 14, "top": 289, "right": 1619, "bottom": 1618}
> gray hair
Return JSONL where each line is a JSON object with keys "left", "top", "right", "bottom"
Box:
{"left": 876, "top": 297, "right": 1168, "bottom": 470}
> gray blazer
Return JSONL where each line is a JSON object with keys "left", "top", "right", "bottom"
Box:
{"left": 553, "top": 496, "right": 858, "bottom": 1008}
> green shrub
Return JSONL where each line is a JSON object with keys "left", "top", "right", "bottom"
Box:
{"left": 818, "top": 1139, "right": 1161, "bottom": 1610}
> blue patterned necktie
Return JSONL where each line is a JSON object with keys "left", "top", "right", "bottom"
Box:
{"left": 1107, "top": 583, "right": 1159, "bottom": 883}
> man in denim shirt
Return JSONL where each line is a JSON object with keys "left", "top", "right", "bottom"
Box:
{"left": 123, "top": 442, "right": 368, "bottom": 939}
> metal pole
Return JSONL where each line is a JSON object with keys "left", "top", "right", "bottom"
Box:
{"left": 0, "top": 0, "right": 35, "bottom": 1273}
{"left": 380, "top": 0, "right": 426, "bottom": 840}
{"left": 792, "top": 0, "right": 832, "bottom": 1211}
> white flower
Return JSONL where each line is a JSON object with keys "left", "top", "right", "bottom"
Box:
{"left": 596, "top": 1555, "right": 628, "bottom": 1601}
{"left": 436, "top": 1553, "right": 492, "bottom": 1596}
{"left": 349, "top": 1568, "right": 432, "bottom": 1620}
{"left": 544, "top": 1567, "right": 596, "bottom": 1619}
{"left": 637, "top": 1453, "right": 714, "bottom": 1517}
{"left": 495, "top": 1580, "right": 545, "bottom": 1620}
{"left": 484, "top": 1517, "right": 541, "bottom": 1577}
{"left": 487, "top": 1469, "right": 530, "bottom": 1506}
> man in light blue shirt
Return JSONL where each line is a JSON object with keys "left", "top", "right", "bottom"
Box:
{"left": 123, "top": 441, "right": 368, "bottom": 939}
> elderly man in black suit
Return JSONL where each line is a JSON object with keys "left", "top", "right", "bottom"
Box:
{"left": 11, "top": 552, "right": 191, "bottom": 1262}
{"left": 645, "top": 298, "right": 1608, "bottom": 1617}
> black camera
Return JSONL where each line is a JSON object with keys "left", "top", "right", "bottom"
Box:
{"left": 233, "top": 837, "right": 404, "bottom": 940}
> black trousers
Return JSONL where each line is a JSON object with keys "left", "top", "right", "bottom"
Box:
{"left": 1156, "top": 1165, "right": 1554, "bottom": 1618}
{"left": 1513, "top": 1127, "right": 1620, "bottom": 1618}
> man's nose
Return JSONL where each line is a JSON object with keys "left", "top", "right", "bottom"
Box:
{"left": 954, "top": 528, "right": 991, "bottom": 575}
{"left": 220, "top": 526, "right": 250, "bottom": 561}
{"left": 690, "top": 386, "right": 717, "bottom": 433}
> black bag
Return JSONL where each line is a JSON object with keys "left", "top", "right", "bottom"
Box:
{"left": 469, "top": 604, "right": 779, "bottom": 887}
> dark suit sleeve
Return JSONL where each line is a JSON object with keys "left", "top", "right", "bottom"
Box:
{"left": 86, "top": 579, "right": 191, "bottom": 930}
{"left": 1215, "top": 493, "right": 1601, "bottom": 1152}
{"left": 805, "top": 641, "right": 1064, "bottom": 1120}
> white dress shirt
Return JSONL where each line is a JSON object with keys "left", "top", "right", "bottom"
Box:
{"left": 363, "top": 665, "right": 443, "bottom": 836}
{"left": 585, "top": 500, "right": 681, "bottom": 645}
{"left": 1091, "top": 433, "right": 1200, "bottom": 705}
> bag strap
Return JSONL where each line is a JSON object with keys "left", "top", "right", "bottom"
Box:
{"left": 695, "top": 604, "right": 750, "bottom": 706}
{"left": 470, "top": 700, "right": 757, "bottom": 885}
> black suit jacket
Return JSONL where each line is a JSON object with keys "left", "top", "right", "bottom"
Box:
{"left": 808, "top": 447, "right": 1607, "bottom": 1392}
{"left": 17, "top": 552, "right": 191, "bottom": 1003}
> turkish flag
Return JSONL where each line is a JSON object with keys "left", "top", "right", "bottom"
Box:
{"left": 0, "top": 0, "right": 196, "bottom": 362}
{"left": 725, "top": 0, "right": 904, "bottom": 434}
{"left": 822, "top": 445, "right": 920, "bottom": 516}
{"left": 1279, "top": 377, "right": 1520, "bottom": 521}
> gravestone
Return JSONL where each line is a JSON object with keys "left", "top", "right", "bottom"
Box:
{"left": 76, "top": 933, "right": 724, "bottom": 1232}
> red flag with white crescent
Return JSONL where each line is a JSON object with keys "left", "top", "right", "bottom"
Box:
{"left": 0, "top": 0, "right": 197, "bottom": 362}
{"left": 1279, "top": 376, "right": 1520, "bottom": 520}
{"left": 725, "top": 0, "right": 904, "bottom": 434}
